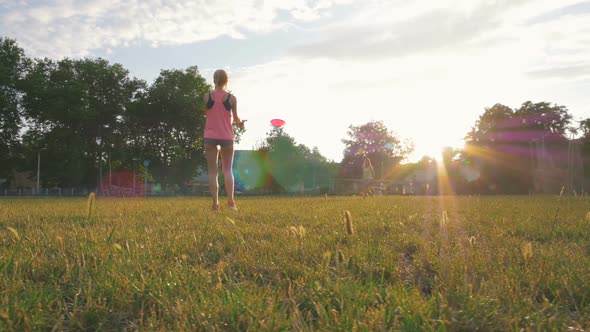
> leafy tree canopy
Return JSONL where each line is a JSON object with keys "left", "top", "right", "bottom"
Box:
{"left": 340, "top": 120, "right": 413, "bottom": 179}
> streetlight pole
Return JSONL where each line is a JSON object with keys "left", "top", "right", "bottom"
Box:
{"left": 37, "top": 151, "right": 40, "bottom": 195}
{"left": 540, "top": 131, "right": 551, "bottom": 193}
{"left": 109, "top": 144, "right": 114, "bottom": 193}
{"left": 99, "top": 152, "right": 103, "bottom": 196}
{"left": 109, "top": 153, "right": 112, "bottom": 192}
{"left": 143, "top": 160, "right": 150, "bottom": 197}
{"left": 132, "top": 158, "right": 140, "bottom": 196}
{"left": 541, "top": 131, "right": 551, "bottom": 167}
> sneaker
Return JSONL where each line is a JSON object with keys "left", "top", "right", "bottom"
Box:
{"left": 211, "top": 203, "right": 220, "bottom": 211}
{"left": 227, "top": 201, "right": 238, "bottom": 210}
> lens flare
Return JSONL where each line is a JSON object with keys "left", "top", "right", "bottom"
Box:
{"left": 234, "top": 152, "right": 270, "bottom": 191}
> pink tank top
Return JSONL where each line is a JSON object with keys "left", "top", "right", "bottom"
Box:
{"left": 204, "top": 90, "right": 234, "bottom": 140}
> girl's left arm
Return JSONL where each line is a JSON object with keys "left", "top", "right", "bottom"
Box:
{"left": 231, "top": 95, "right": 244, "bottom": 129}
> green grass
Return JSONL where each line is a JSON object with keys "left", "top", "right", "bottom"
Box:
{"left": 1, "top": 196, "right": 589, "bottom": 331}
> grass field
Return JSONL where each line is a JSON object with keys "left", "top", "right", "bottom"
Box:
{"left": 1, "top": 196, "right": 589, "bottom": 331}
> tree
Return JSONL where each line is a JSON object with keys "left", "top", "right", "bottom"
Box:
{"left": 263, "top": 127, "right": 306, "bottom": 191}
{"left": 340, "top": 120, "right": 412, "bottom": 179}
{"left": 579, "top": 118, "right": 590, "bottom": 138}
{"left": 465, "top": 103, "right": 514, "bottom": 146}
{"left": 254, "top": 127, "right": 336, "bottom": 193}
{"left": 514, "top": 101, "right": 572, "bottom": 135}
{"left": 578, "top": 118, "right": 590, "bottom": 180}
{"left": 299, "top": 145, "right": 332, "bottom": 192}
{"left": 21, "top": 57, "right": 144, "bottom": 188}
{"left": 439, "top": 146, "right": 472, "bottom": 194}
{"left": 124, "top": 66, "right": 212, "bottom": 186}
{"left": 0, "top": 37, "right": 28, "bottom": 180}
{"left": 464, "top": 101, "right": 573, "bottom": 194}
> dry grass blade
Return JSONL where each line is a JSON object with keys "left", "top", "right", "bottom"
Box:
{"left": 440, "top": 210, "right": 449, "bottom": 228}
{"left": 87, "top": 192, "right": 96, "bottom": 220}
{"left": 522, "top": 242, "right": 533, "bottom": 261}
{"left": 344, "top": 211, "right": 354, "bottom": 235}
{"left": 7, "top": 227, "right": 20, "bottom": 241}
{"left": 289, "top": 226, "right": 306, "bottom": 240}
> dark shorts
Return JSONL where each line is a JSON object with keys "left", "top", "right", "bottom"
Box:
{"left": 204, "top": 138, "right": 234, "bottom": 147}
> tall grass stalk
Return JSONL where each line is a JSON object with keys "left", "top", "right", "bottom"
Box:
{"left": 87, "top": 192, "right": 96, "bottom": 220}
{"left": 344, "top": 211, "right": 354, "bottom": 235}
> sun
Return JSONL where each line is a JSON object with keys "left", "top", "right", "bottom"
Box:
{"left": 416, "top": 136, "right": 463, "bottom": 163}
{"left": 419, "top": 142, "right": 446, "bottom": 162}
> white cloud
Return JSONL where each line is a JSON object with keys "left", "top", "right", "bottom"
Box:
{"left": 4, "top": 0, "right": 589, "bottom": 161}
{"left": 289, "top": 0, "right": 590, "bottom": 77}
{"left": 526, "top": 64, "right": 590, "bottom": 80}
{"left": 226, "top": 0, "right": 590, "bottom": 161}
{"left": 0, "top": 0, "right": 351, "bottom": 58}
{"left": 229, "top": 48, "right": 534, "bottom": 160}
{"left": 291, "top": 0, "right": 571, "bottom": 60}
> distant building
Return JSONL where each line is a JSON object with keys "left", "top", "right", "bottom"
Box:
{"left": 9, "top": 171, "right": 36, "bottom": 191}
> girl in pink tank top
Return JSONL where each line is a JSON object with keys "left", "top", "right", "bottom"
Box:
{"left": 204, "top": 89, "right": 235, "bottom": 140}
{"left": 202, "top": 69, "right": 245, "bottom": 211}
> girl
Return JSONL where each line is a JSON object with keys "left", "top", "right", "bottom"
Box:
{"left": 360, "top": 157, "right": 375, "bottom": 197}
{"left": 203, "top": 69, "right": 245, "bottom": 211}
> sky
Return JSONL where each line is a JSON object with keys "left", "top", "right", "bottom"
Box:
{"left": 2, "top": 0, "right": 590, "bottom": 162}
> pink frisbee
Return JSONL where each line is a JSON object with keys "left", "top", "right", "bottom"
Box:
{"left": 270, "top": 119, "right": 285, "bottom": 127}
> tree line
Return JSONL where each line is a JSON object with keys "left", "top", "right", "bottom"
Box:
{"left": 2, "top": 37, "right": 217, "bottom": 190}
{"left": 2, "top": 36, "right": 589, "bottom": 194}
{"left": 0, "top": 37, "right": 411, "bottom": 193}
{"left": 462, "top": 102, "right": 589, "bottom": 194}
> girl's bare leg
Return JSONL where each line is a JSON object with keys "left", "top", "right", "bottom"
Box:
{"left": 219, "top": 144, "right": 235, "bottom": 203}
{"left": 205, "top": 144, "right": 220, "bottom": 205}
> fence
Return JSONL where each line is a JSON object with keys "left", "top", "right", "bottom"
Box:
{"left": 2, "top": 187, "right": 91, "bottom": 197}
{"left": 1, "top": 179, "right": 425, "bottom": 197}
{"left": 331, "top": 178, "right": 426, "bottom": 195}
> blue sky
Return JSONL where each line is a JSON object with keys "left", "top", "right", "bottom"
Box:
{"left": 2, "top": 0, "right": 590, "bottom": 162}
